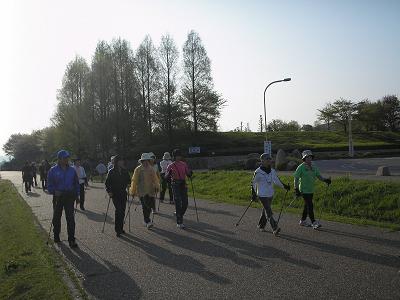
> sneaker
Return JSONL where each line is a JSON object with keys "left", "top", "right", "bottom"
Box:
{"left": 299, "top": 220, "right": 311, "bottom": 227}
{"left": 257, "top": 225, "right": 266, "bottom": 232}
{"left": 312, "top": 221, "right": 321, "bottom": 229}
{"left": 54, "top": 237, "right": 61, "bottom": 243}
{"left": 177, "top": 223, "right": 186, "bottom": 229}
{"left": 273, "top": 227, "right": 281, "bottom": 236}
{"left": 68, "top": 240, "right": 78, "bottom": 248}
{"left": 146, "top": 222, "right": 153, "bottom": 229}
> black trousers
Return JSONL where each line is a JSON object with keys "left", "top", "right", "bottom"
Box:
{"left": 52, "top": 196, "right": 75, "bottom": 241}
{"left": 32, "top": 174, "right": 37, "bottom": 186}
{"left": 172, "top": 182, "right": 188, "bottom": 224}
{"left": 258, "top": 197, "right": 277, "bottom": 230}
{"left": 79, "top": 184, "right": 85, "bottom": 208}
{"left": 140, "top": 195, "right": 155, "bottom": 223}
{"left": 112, "top": 194, "right": 127, "bottom": 234}
{"left": 160, "top": 174, "right": 174, "bottom": 203}
{"left": 24, "top": 179, "right": 32, "bottom": 193}
{"left": 301, "top": 193, "right": 315, "bottom": 222}
{"left": 41, "top": 177, "right": 47, "bottom": 190}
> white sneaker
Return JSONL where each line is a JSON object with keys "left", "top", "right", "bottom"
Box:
{"left": 312, "top": 221, "right": 321, "bottom": 229}
{"left": 147, "top": 222, "right": 154, "bottom": 229}
{"left": 257, "top": 225, "right": 266, "bottom": 232}
{"left": 299, "top": 220, "right": 311, "bottom": 227}
{"left": 176, "top": 223, "right": 185, "bottom": 229}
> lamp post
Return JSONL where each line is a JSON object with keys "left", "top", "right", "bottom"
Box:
{"left": 263, "top": 78, "right": 291, "bottom": 155}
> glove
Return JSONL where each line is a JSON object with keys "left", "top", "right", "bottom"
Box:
{"left": 283, "top": 183, "right": 290, "bottom": 191}
{"left": 295, "top": 188, "right": 301, "bottom": 197}
{"left": 251, "top": 186, "right": 258, "bottom": 201}
{"left": 324, "top": 178, "right": 332, "bottom": 185}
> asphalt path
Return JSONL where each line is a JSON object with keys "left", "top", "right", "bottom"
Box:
{"left": 1, "top": 171, "right": 400, "bottom": 299}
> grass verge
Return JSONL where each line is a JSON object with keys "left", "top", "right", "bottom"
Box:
{"left": 0, "top": 179, "right": 73, "bottom": 299}
{"left": 188, "top": 171, "right": 400, "bottom": 231}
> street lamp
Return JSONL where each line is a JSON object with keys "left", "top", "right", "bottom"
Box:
{"left": 263, "top": 78, "right": 291, "bottom": 152}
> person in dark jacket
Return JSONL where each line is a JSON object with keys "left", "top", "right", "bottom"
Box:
{"left": 31, "top": 162, "right": 38, "bottom": 187}
{"left": 105, "top": 155, "right": 131, "bottom": 237}
{"left": 47, "top": 150, "right": 80, "bottom": 248}
{"left": 39, "top": 160, "right": 50, "bottom": 191}
{"left": 22, "top": 161, "right": 33, "bottom": 193}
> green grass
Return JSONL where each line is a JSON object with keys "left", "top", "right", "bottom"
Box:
{"left": 188, "top": 171, "right": 400, "bottom": 230}
{"left": 0, "top": 180, "right": 73, "bottom": 300}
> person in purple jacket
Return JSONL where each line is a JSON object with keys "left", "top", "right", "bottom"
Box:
{"left": 47, "top": 149, "right": 80, "bottom": 248}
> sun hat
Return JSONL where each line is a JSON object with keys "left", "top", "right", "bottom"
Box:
{"left": 138, "top": 153, "right": 152, "bottom": 163}
{"left": 162, "top": 152, "right": 172, "bottom": 160}
{"left": 260, "top": 153, "right": 272, "bottom": 161}
{"left": 148, "top": 152, "right": 156, "bottom": 159}
{"left": 301, "top": 150, "right": 314, "bottom": 160}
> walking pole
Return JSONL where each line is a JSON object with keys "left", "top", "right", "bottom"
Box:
{"left": 124, "top": 194, "right": 135, "bottom": 228}
{"left": 189, "top": 177, "right": 199, "bottom": 222}
{"left": 102, "top": 196, "right": 111, "bottom": 233}
{"left": 235, "top": 200, "right": 253, "bottom": 227}
{"left": 275, "top": 190, "right": 289, "bottom": 227}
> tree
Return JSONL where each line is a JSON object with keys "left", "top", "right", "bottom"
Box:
{"left": 381, "top": 95, "right": 400, "bottom": 131}
{"left": 319, "top": 99, "right": 355, "bottom": 133}
{"left": 268, "top": 119, "right": 300, "bottom": 131}
{"left": 317, "top": 103, "right": 335, "bottom": 130}
{"left": 181, "top": 30, "right": 224, "bottom": 133}
{"left": 157, "top": 34, "right": 182, "bottom": 144}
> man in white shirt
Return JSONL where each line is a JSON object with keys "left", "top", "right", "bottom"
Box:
{"left": 96, "top": 161, "right": 107, "bottom": 183}
{"left": 74, "top": 158, "right": 88, "bottom": 210}
{"left": 252, "top": 153, "right": 290, "bottom": 235}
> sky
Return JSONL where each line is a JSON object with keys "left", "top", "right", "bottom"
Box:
{"left": 1, "top": 0, "right": 400, "bottom": 156}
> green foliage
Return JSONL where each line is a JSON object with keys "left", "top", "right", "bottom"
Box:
{"left": 188, "top": 171, "right": 400, "bottom": 228}
{"left": 0, "top": 180, "right": 72, "bottom": 299}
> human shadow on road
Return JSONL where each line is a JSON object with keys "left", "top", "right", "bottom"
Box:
{"left": 27, "top": 192, "right": 41, "bottom": 197}
{"left": 280, "top": 234, "right": 400, "bottom": 269}
{"left": 185, "top": 222, "right": 320, "bottom": 270}
{"left": 119, "top": 233, "right": 231, "bottom": 285}
{"left": 152, "top": 227, "right": 261, "bottom": 269}
{"left": 186, "top": 203, "right": 237, "bottom": 217}
{"left": 59, "top": 242, "right": 142, "bottom": 299}
{"left": 319, "top": 228, "right": 400, "bottom": 249}
{"left": 76, "top": 209, "right": 114, "bottom": 224}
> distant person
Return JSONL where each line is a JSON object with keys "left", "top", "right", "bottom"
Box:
{"left": 31, "top": 162, "right": 38, "bottom": 187}
{"left": 149, "top": 152, "right": 160, "bottom": 213}
{"left": 73, "top": 158, "right": 88, "bottom": 210}
{"left": 165, "top": 149, "right": 193, "bottom": 229}
{"left": 82, "top": 159, "right": 93, "bottom": 183}
{"left": 159, "top": 152, "right": 174, "bottom": 204}
{"left": 293, "top": 150, "right": 331, "bottom": 229}
{"left": 47, "top": 150, "right": 80, "bottom": 248}
{"left": 39, "top": 160, "right": 50, "bottom": 191}
{"left": 252, "top": 153, "right": 290, "bottom": 235}
{"left": 105, "top": 155, "right": 131, "bottom": 237}
{"left": 22, "top": 161, "right": 33, "bottom": 193}
{"left": 130, "top": 153, "right": 160, "bottom": 229}
{"left": 96, "top": 161, "right": 107, "bottom": 183}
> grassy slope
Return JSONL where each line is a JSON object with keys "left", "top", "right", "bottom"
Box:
{"left": 188, "top": 171, "right": 400, "bottom": 230}
{"left": 135, "top": 131, "right": 400, "bottom": 157}
{"left": 0, "top": 180, "right": 72, "bottom": 300}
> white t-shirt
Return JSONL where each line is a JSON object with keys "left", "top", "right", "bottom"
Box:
{"left": 96, "top": 163, "right": 107, "bottom": 175}
{"left": 160, "top": 159, "right": 172, "bottom": 174}
{"left": 74, "top": 165, "right": 87, "bottom": 184}
{"left": 252, "top": 167, "right": 284, "bottom": 198}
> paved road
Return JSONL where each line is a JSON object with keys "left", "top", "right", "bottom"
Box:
{"left": 1, "top": 171, "right": 400, "bottom": 299}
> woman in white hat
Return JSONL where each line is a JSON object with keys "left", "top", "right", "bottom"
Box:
{"left": 293, "top": 150, "right": 331, "bottom": 229}
{"left": 129, "top": 153, "right": 160, "bottom": 229}
{"left": 159, "top": 152, "right": 174, "bottom": 204}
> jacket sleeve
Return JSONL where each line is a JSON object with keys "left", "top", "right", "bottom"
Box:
{"left": 252, "top": 171, "right": 261, "bottom": 191}
{"left": 272, "top": 170, "right": 284, "bottom": 189}
{"left": 74, "top": 171, "right": 80, "bottom": 197}
{"left": 129, "top": 168, "right": 139, "bottom": 196}
{"left": 47, "top": 168, "right": 55, "bottom": 195}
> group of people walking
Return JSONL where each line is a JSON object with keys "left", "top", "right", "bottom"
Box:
{"left": 22, "top": 160, "right": 51, "bottom": 193}
{"left": 36, "top": 146, "right": 330, "bottom": 248}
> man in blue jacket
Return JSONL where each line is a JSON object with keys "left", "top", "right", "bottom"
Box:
{"left": 47, "top": 150, "right": 80, "bottom": 248}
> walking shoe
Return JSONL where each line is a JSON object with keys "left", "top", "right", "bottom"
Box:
{"left": 257, "top": 225, "right": 266, "bottom": 232}
{"left": 116, "top": 232, "right": 122, "bottom": 237}
{"left": 68, "top": 240, "right": 78, "bottom": 248}
{"left": 273, "top": 227, "right": 281, "bottom": 236}
{"left": 312, "top": 221, "right": 322, "bottom": 229}
{"left": 177, "top": 223, "right": 186, "bottom": 229}
{"left": 54, "top": 237, "right": 61, "bottom": 243}
{"left": 146, "top": 222, "right": 154, "bottom": 229}
{"left": 299, "top": 220, "right": 311, "bottom": 227}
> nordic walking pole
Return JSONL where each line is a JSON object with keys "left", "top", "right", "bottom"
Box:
{"left": 102, "top": 196, "right": 112, "bottom": 233}
{"left": 235, "top": 199, "right": 253, "bottom": 227}
{"left": 276, "top": 190, "right": 289, "bottom": 227}
{"left": 124, "top": 195, "right": 134, "bottom": 225}
{"left": 189, "top": 177, "right": 199, "bottom": 222}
